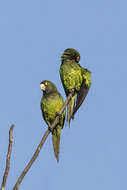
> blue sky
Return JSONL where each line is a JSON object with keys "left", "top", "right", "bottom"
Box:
{"left": 0, "top": 0, "right": 127, "bottom": 189}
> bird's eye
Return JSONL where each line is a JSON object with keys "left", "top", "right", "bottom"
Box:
{"left": 45, "top": 82, "right": 48, "bottom": 86}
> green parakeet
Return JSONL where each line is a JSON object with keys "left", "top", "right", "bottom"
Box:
{"left": 40, "top": 80, "right": 65, "bottom": 162}
{"left": 59, "top": 48, "right": 91, "bottom": 125}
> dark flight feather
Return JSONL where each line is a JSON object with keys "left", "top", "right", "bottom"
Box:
{"left": 72, "top": 80, "right": 89, "bottom": 119}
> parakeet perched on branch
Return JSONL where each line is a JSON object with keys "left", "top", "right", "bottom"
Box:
{"left": 40, "top": 80, "right": 65, "bottom": 162}
{"left": 59, "top": 48, "right": 91, "bottom": 125}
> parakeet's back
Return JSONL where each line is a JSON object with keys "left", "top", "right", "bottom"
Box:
{"left": 60, "top": 60, "right": 83, "bottom": 94}
{"left": 59, "top": 48, "right": 92, "bottom": 124}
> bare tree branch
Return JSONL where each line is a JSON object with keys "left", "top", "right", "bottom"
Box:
{"left": 12, "top": 90, "right": 74, "bottom": 190}
{"left": 1, "top": 125, "right": 14, "bottom": 190}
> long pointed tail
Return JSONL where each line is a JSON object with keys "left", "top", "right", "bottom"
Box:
{"left": 67, "top": 94, "right": 76, "bottom": 125}
{"left": 52, "top": 126, "right": 61, "bottom": 162}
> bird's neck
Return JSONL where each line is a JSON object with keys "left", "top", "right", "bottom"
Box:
{"left": 43, "top": 91, "right": 58, "bottom": 97}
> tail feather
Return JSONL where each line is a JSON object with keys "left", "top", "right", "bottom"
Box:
{"left": 52, "top": 126, "right": 61, "bottom": 162}
{"left": 67, "top": 94, "right": 76, "bottom": 125}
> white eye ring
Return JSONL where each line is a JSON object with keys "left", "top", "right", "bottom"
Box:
{"left": 40, "top": 83, "right": 46, "bottom": 91}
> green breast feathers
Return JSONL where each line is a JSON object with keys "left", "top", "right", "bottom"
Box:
{"left": 41, "top": 93, "right": 65, "bottom": 125}
{"left": 40, "top": 80, "right": 65, "bottom": 162}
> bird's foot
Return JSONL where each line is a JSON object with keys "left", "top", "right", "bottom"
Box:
{"left": 48, "top": 126, "right": 53, "bottom": 133}
{"left": 47, "top": 121, "right": 53, "bottom": 132}
{"left": 55, "top": 112, "right": 62, "bottom": 120}
{"left": 69, "top": 89, "right": 75, "bottom": 94}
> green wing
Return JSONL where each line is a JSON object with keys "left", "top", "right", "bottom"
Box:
{"left": 72, "top": 68, "right": 91, "bottom": 118}
{"left": 60, "top": 61, "right": 82, "bottom": 94}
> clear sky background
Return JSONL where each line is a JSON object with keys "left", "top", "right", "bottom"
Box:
{"left": 0, "top": 0, "right": 127, "bottom": 189}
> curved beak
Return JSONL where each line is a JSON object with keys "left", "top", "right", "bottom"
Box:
{"left": 40, "top": 83, "right": 46, "bottom": 91}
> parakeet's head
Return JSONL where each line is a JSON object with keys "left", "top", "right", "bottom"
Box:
{"left": 61, "top": 48, "right": 80, "bottom": 63}
{"left": 40, "top": 80, "right": 58, "bottom": 94}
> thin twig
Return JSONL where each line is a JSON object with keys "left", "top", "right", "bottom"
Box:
{"left": 12, "top": 90, "right": 74, "bottom": 190}
{"left": 1, "top": 125, "right": 14, "bottom": 190}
